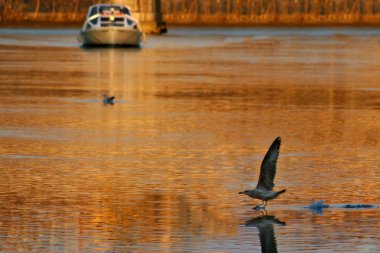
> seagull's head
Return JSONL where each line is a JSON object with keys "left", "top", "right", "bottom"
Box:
{"left": 239, "top": 190, "right": 250, "bottom": 195}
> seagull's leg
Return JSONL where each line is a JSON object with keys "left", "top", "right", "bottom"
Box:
{"left": 253, "top": 200, "right": 265, "bottom": 210}
{"left": 263, "top": 201, "right": 268, "bottom": 209}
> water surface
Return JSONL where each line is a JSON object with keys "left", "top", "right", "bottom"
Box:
{"left": 0, "top": 27, "right": 379, "bottom": 252}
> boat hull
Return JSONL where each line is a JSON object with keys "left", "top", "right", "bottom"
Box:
{"left": 80, "top": 28, "right": 143, "bottom": 47}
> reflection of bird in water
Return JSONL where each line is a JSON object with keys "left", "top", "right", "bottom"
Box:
{"left": 245, "top": 215, "right": 286, "bottom": 253}
{"left": 239, "top": 137, "right": 286, "bottom": 210}
{"left": 103, "top": 94, "right": 115, "bottom": 105}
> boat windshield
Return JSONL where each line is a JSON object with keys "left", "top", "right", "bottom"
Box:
{"left": 99, "top": 5, "right": 131, "bottom": 16}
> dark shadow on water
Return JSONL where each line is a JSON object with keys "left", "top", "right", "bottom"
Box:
{"left": 245, "top": 215, "right": 286, "bottom": 253}
{"left": 306, "top": 200, "right": 379, "bottom": 215}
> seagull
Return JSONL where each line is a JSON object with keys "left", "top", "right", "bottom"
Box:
{"left": 103, "top": 94, "right": 115, "bottom": 105}
{"left": 239, "top": 137, "right": 286, "bottom": 210}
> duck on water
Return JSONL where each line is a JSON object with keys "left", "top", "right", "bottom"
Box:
{"left": 103, "top": 94, "right": 115, "bottom": 105}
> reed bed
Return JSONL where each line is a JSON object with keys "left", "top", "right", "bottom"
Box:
{"left": 1, "top": 0, "right": 380, "bottom": 25}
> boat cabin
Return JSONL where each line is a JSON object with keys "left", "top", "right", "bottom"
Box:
{"left": 82, "top": 4, "right": 140, "bottom": 31}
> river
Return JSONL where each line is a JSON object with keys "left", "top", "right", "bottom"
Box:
{"left": 0, "top": 26, "right": 379, "bottom": 252}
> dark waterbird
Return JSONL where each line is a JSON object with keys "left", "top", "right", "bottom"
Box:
{"left": 239, "top": 137, "right": 286, "bottom": 210}
{"left": 103, "top": 94, "right": 115, "bottom": 105}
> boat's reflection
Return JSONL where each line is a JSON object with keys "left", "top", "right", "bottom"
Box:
{"left": 245, "top": 215, "right": 286, "bottom": 253}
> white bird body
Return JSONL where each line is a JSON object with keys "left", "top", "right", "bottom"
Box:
{"left": 243, "top": 188, "right": 285, "bottom": 201}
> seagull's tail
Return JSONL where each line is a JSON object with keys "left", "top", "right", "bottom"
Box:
{"left": 276, "top": 189, "right": 286, "bottom": 197}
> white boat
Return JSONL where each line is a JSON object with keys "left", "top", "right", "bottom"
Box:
{"left": 79, "top": 4, "right": 145, "bottom": 47}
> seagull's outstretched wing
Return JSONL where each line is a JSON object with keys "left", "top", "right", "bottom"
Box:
{"left": 257, "top": 137, "right": 281, "bottom": 190}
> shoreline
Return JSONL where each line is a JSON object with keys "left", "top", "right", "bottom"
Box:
{"left": 1, "top": 21, "right": 380, "bottom": 29}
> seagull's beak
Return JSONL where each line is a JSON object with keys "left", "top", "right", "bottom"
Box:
{"left": 238, "top": 191, "right": 244, "bottom": 194}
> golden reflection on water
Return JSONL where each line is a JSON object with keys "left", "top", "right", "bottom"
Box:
{"left": 0, "top": 28, "right": 380, "bottom": 252}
